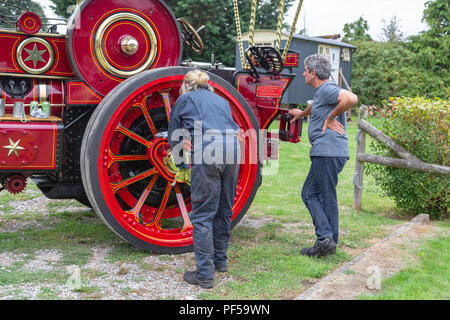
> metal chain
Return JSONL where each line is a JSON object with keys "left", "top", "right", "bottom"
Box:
{"left": 274, "top": 0, "right": 286, "bottom": 52}
{"left": 282, "top": 0, "right": 304, "bottom": 60}
{"left": 248, "top": 0, "right": 258, "bottom": 47}
{"left": 233, "top": 0, "right": 250, "bottom": 69}
{"left": 234, "top": 0, "right": 304, "bottom": 69}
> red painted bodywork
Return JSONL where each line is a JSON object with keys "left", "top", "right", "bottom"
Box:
{"left": 0, "top": 122, "right": 60, "bottom": 170}
{"left": 0, "top": 30, "right": 74, "bottom": 79}
{"left": 235, "top": 72, "right": 301, "bottom": 153}
{"left": 65, "top": 81, "right": 103, "bottom": 105}
{"left": 235, "top": 73, "right": 295, "bottom": 130}
{"left": 284, "top": 53, "right": 299, "bottom": 67}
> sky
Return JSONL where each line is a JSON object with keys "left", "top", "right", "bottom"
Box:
{"left": 39, "top": 0, "right": 430, "bottom": 41}
{"left": 286, "top": 0, "right": 429, "bottom": 40}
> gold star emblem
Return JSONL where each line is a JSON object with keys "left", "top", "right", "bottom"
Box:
{"left": 2, "top": 138, "right": 25, "bottom": 157}
{"left": 24, "top": 43, "right": 47, "bottom": 68}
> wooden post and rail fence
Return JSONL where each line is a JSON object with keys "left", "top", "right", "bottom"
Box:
{"left": 353, "top": 105, "right": 450, "bottom": 211}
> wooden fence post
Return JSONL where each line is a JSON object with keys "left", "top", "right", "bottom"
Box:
{"left": 353, "top": 105, "right": 367, "bottom": 211}
{"left": 352, "top": 108, "right": 449, "bottom": 210}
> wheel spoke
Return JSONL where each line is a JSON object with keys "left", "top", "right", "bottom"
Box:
{"left": 107, "top": 149, "right": 148, "bottom": 168}
{"left": 159, "top": 89, "right": 172, "bottom": 122}
{"left": 125, "top": 174, "right": 159, "bottom": 223}
{"left": 192, "top": 38, "right": 202, "bottom": 48}
{"left": 146, "top": 181, "right": 172, "bottom": 228}
{"left": 174, "top": 183, "right": 192, "bottom": 231}
{"left": 136, "top": 99, "right": 158, "bottom": 136}
{"left": 116, "top": 124, "right": 152, "bottom": 148}
{"left": 110, "top": 168, "right": 157, "bottom": 194}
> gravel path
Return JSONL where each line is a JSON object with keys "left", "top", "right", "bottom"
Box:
{"left": 0, "top": 247, "right": 213, "bottom": 299}
{"left": 0, "top": 188, "right": 219, "bottom": 300}
{"left": 0, "top": 187, "right": 264, "bottom": 300}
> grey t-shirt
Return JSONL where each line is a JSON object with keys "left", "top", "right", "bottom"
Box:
{"left": 308, "top": 81, "right": 348, "bottom": 158}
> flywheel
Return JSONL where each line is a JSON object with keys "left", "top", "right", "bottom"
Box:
{"left": 66, "top": 0, "right": 183, "bottom": 96}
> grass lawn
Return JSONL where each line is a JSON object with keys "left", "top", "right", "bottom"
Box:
{"left": 0, "top": 115, "right": 448, "bottom": 300}
{"left": 359, "top": 229, "right": 450, "bottom": 300}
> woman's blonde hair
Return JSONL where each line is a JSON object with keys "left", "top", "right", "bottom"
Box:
{"left": 180, "top": 70, "right": 213, "bottom": 94}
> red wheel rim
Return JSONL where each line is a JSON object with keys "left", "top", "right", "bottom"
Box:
{"left": 96, "top": 74, "right": 259, "bottom": 249}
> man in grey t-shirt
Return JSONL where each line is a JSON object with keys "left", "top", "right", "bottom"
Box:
{"left": 289, "top": 54, "right": 358, "bottom": 257}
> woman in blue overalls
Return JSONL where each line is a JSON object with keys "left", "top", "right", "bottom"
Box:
{"left": 168, "top": 70, "right": 240, "bottom": 289}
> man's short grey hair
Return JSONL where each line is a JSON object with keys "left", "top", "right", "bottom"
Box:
{"left": 304, "top": 54, "right": 331, "bottom": 80}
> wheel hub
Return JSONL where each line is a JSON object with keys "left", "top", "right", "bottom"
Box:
{"left": 120, "top": 35, "right": 139, "bottom": 55}
{"left": 146, "top": 137, "right": 175, "bottom": 182}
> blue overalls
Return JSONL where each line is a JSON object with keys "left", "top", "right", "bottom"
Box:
{"left": 168, "top": 88, "right": 240, "bottom": 281}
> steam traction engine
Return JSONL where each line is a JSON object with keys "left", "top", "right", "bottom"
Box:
{"left": 0, "top": 0, "right": 302, "bottom": 253}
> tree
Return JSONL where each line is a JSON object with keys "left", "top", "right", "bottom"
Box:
{"left": 342, "top": 17, "right": 372, "bottom": 43}
{"left": 0, "top": 0, "right": 46, "bottom": 29}
{"left": 407, "top": 0, "right": 449, "bottom": 71}
{"left": 350, "top": 40, "right": 448, "bottom": 106}
{"left": 380, "top": 15, "right": 404, "bottom": 42}
{"left": 49, "top": 0, "right": 76, "bottom": 19}
{"left": 349, "top": 0, "right": 449, "bottom": 108}
{"left": 422, "top": 0, "right": 449, "bottom": 37}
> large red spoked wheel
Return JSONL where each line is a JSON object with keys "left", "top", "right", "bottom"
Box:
{"left": 81, "top": 67, "right": 261, "bottom": 253}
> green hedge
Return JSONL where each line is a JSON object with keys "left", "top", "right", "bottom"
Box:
{"left": 366, "top": 97, "right": 449, "bottom": 219}
{"left": 351, "top": 41, "right": 449, "bottom": 107}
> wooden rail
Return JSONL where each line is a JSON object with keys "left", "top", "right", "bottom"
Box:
{"left": 353, "top": 105, "right": 450, "bottom": 210}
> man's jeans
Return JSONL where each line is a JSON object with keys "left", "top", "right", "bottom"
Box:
{"left": 190, "top": 162, "right": 240, "bottom": 281}
{"left": 301, "top": 156, "right": 347, "bottom": 244}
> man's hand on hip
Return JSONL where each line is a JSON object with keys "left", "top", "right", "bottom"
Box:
{"left": 322, "top": 114, "right": 345, "bottom": 135}
{"left": 321, "top": 90, "right": 357, "bottom": 135}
